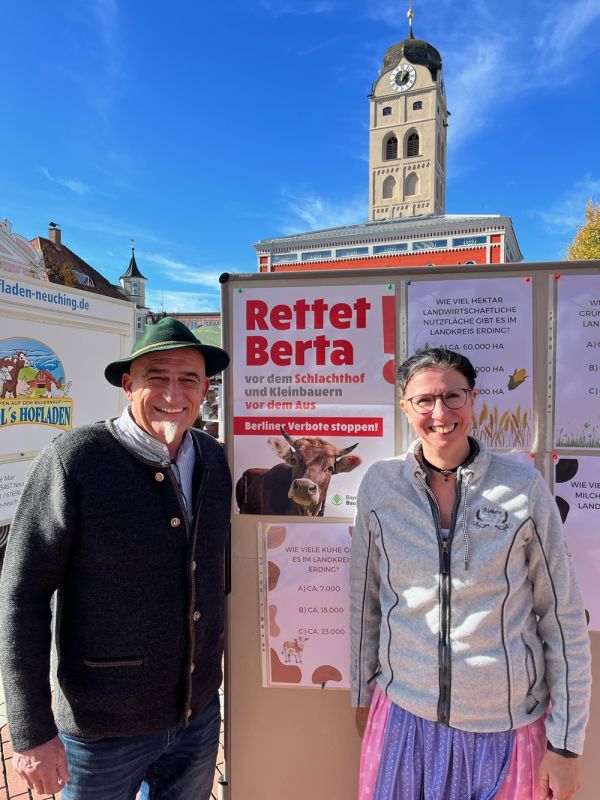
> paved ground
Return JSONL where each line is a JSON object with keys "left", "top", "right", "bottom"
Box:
{"left": 0, "top": 673, "right": 225, "bottom": 800}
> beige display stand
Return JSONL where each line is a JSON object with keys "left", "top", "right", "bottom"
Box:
{"left": 221, "top": 261, "right": 600, "bottom": 800}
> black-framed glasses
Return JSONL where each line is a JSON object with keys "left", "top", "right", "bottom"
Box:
{"left": 404, "top": 388, "right": 472, "bottom": 414}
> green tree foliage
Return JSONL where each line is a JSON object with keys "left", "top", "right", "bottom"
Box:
{"left": 567, "top": 200, "right": 600, "bottom": 260}
{"left": 44, "top": 256, "right": 76, "bottom": 286}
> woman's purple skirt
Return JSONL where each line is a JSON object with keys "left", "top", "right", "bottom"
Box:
{"left": 360, "top": 686, "right": 546, "bottom": 800}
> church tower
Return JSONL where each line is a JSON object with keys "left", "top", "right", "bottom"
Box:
{"left": 119, "top": 242, "right": 149, "bottom": 333}
{"left": 369, "top": 8, "right": 448, "bottom": 220}
{"left": 119, "top": 242, "right": 147, "bottom": 307}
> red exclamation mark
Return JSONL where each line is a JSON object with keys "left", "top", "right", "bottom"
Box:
{"left": 382, "top": 295, "right": 396, "bottom": 385}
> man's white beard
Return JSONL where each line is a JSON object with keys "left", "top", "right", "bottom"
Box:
{"left": 161, "top": 420, "right": 179, "bottom": 445}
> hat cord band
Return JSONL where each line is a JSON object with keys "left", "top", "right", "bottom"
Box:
{"left": 130, "top": 339, "right": 197, "bottom": 358}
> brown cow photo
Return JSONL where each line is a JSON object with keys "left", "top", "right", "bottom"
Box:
{"left": 236, "top": 426, "right": 362, "bottom": 516}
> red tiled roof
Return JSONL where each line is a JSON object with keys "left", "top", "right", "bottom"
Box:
{"left": 31, "top": 237, "right": 129, "bottom": 302}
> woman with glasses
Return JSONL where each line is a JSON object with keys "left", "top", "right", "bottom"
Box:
{"left": 350, "top": 347, "right": 591, "bottom": 800}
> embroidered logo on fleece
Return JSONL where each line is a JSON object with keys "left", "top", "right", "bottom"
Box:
{"left": 470, "top": 505, "right": 513, "bottom": 531}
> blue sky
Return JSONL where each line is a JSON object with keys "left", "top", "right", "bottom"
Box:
{"left": 2, "top": 0, "right": 599, "bottom": 312}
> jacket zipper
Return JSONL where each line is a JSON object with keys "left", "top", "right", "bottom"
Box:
{"left": 417, "top": 470, "right": 463, "bottom": 726}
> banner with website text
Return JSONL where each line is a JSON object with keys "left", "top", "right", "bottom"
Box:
{"left": 232, "top": 284, "right": 396, "bottom": 517}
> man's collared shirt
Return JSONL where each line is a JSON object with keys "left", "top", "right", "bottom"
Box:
{"left": 113, "top": 406, "right": 195, "bottom": 520}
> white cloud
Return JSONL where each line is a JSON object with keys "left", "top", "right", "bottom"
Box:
{"left": 535, "top": 175, "right": 600, "bottom": 234}
{"left": 142, "top": 252, "right": 225, "bottom": 288}
{"left": 280, "top": 188, "right": 367, "bottom": 234}
{"left": 535, "top": 0, "right": 600, "bottom": 69}
{"left": 89, "top": 0, "right": 122, "bottom": 117}
{"left": 445, "top": 38, "right": 507, "bottom": 149}
{"left": 145, "top": 289, "right": 220, "bottom": 314}
{"left": 70, "top": 217, "right": 168, "bottom": 247}
{"left": 41, "top": 167, "right": 90, "bottom": 195}
{"left": 260, "top": 0, "right": 334, "bottom": 15}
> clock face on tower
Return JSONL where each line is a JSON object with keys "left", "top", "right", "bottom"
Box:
{"left": 389, "top": 62, "right": 416, "bottom": 92}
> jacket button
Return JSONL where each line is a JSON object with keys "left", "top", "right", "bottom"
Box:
{"left": 170, "top": 517, "right": 181, "bottom": 527}
{"left": 193, "top": 610, "right": 201, "bottom": 622}
{"left": 155, "top": 472, "right": 164, "bottom": 482}
{"left": 192, "top": 561, "right": 197, "bottom": 572}
{"left": 190, "top": 662, "right": 196, "bottom": 674}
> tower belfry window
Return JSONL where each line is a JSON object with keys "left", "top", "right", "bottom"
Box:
{"left": 407, "top": 132, "right": 420, "bottom": 157}
{"left": 382, "top": 176, "right": 395, "bottom": 199}
{"left": 382, "top": 106, "right": 392, "bottom": 116}
{"left": 405, "top": 172, "right": 419, "bottom": 196}
{"left": 385, "top": 135, "right": 398, "bottom": 160}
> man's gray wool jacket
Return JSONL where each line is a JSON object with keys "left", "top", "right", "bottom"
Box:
{"left": 0, "top": 421, "right": 232, "bottom": 752}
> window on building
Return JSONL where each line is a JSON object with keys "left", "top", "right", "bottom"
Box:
{"left": 405, "top": 172, "right": 419, "bottom": 196}
{"left": 335, "top": 247, "right": 369, "bottom": 258}
{"left": 413, "top": 239, "right": 447, "bottom": 250}
{"left": 406, "top": 132, "right": 419, "bottom": 157}
{"left": 382, "top": 176, "right": 395, "bottom": 199}
{"left": 452, "top": 236, "right": 486, "bottom": 247}
{"left": 272, "top": 253, "right": 298, "bottom": 264}
{"left": 72, "top": 269, "right": 95, "bottom": 288}
{"left": 465, "top": 260, "right": 477, "bottom": 265}
{"left": 131, "top": 281, "right": 139, "bottom": 295}
{"left": 373, "top": 243, "right": 408, "bottom": 254}
{"left": 384, "top": 135, "right": 398, "bottom": 160}
{"left": 382, "top": 106, "right": 392, "bottom": 116}
{"left": 412, "top": 101, "right": 423, "bottom": 110}
{"left": 301, "top": 250, "right": 332, "bottom": 261}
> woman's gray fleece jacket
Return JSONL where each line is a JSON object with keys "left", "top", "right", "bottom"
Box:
{"left": 350, "top": 440, "right": 591, "bottom": 754}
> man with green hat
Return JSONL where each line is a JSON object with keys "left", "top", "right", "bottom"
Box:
{"left": 0, "top": 317, "right": 232, "bottom": 799}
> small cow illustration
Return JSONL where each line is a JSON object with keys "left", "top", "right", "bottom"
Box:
{"left": 282, "top": 636, "right": 309, "bottom": 664}
{"left": 0, "top": 366, "right": 12, "bottom": 397}
{"left": 0, "top": 354, "right": 27, "bottom": 399}
{"left": 236, "top": 427, "right": 361, "bottom": 516}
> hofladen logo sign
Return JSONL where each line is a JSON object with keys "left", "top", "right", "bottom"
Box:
{"left": 0, "top": 337, "right": 73, "bottom": 431}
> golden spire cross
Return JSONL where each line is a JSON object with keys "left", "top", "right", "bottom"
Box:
{"left": 407, "top": 1, "right": 414, "bottom": 37}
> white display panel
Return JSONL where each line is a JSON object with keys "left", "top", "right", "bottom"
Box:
{"left": 554, "top": 274, "right": 600, "bottom": 448}
{"left": 407, "top": 277, "right": 534, "bottom": 449}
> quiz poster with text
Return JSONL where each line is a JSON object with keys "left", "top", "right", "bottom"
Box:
{"left": 554, "top": 274, "right": 600, "bottom": 448}
{"left": 259, "top": 522, "right": 352, "bottom": 689}
{"left": 407, "top": 277, "right": 534, "bottom": 450}
{"left": 232, "top": 285, "right": 396, "bottom": 517}
{"left": 555, "top": 455, "right": 600, "bottom": 630}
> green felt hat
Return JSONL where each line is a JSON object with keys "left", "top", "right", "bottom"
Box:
{"left": 104, "top": 317, "right": 230, "bottom": 386}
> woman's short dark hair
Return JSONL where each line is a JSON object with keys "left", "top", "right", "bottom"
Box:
{"left": 397, "top": 347, "right": 477, "bottom": 396}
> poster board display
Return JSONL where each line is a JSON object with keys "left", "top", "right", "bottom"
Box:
{"left": 223, "top": 263, "right": 600, "bottom": 800}
{"left": 258, "top": 521, "right": 352, "bottom": 689}
{"left": 407, "top": 277, "right": 534, "bottom": 450}
{"left": 555, "top": 455, "right": 600, "bottom": 630}
{"left": 231, "top": 284, "right": 396, "bottom": 518}
{"left": 554, "top": 274, "right": 600, "bottom": 448}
